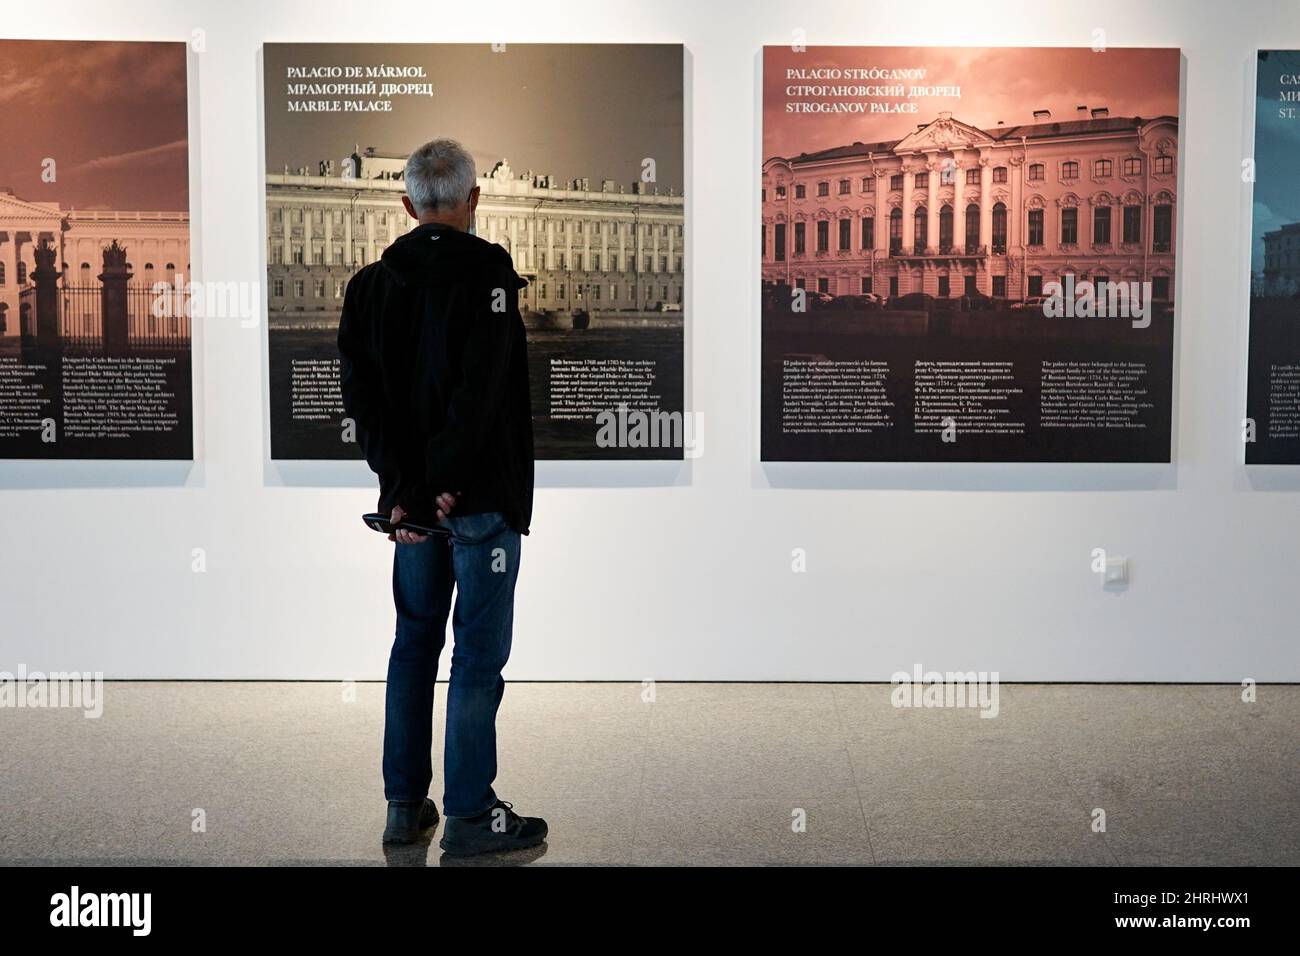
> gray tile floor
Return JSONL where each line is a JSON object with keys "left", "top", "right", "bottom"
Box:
{"left": 0, "top": 682, "right": 1295, "bottom": 866}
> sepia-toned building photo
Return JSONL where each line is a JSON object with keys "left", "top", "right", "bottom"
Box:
{"left": 0, "top": 188, "right": 189, "bottom": 347}
{"left": 762, "top": 108, "right": 1177, "bottom": 303}
{"left": 266, "top": 151, "right": 683, "bottom": 323}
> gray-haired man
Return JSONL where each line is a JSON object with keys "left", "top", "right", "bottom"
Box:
{"left": 338, "top": 138, "right": 546, "bottom": 855}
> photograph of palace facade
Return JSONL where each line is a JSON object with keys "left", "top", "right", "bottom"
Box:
{"left": 0, "top": 188, "right": 190, "bottom": 339}
{"left": 266, "top": 150, "right": 685, "bottom": 320}
{"left": 1261, "top": 221, "right": 1300, "bottom": 290}
{"left": 761, "top": 109, "right": 1178, "bottom": 303}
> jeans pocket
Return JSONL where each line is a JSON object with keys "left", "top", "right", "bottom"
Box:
{"left": 441, "top": 511, "right": 509, "bottom": 545}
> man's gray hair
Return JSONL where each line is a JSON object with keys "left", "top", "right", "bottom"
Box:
{"left": 403, "top": 138, "right": 477, "bottom": 213}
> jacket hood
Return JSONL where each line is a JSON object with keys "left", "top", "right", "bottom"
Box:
{"left": 380, "top": 222, "right": 521, "bottom": 288}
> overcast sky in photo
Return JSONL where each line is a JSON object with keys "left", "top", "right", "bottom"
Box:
{"left": 764, "top": 46, "right": 1180, "bottom": 161}
{"left": 264, "top": 43, "right": 684, "bottom": 193}
{"left": 0, "top": 40, "right": 188, "bottom": 211}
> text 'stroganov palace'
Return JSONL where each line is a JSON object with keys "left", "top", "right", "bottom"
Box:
{"left": 761, "top": 108, "right": 1177, "bottom": 302}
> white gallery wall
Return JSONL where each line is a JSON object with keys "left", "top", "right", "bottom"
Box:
{"left": 2, "top": 0, "right": 1298, "bottom": 681}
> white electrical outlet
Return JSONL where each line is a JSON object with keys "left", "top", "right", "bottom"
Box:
{"left": 1104, "top": 556, "right": 1129, "bottom": 586}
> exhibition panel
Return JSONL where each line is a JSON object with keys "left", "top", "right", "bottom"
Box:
{"left": 1245, "top": 49, "right": 1300, "bottom": 464}
{"left": 761, "top": 47, "right": 1180, "bottom": 462}
{"left": 0, "top": 40, "right": 194, "bottom": 460}
{"left": 262, "top": 43, "right": 687, "bottom": 461}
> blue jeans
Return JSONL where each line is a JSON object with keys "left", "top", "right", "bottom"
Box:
{"left": 383, "top": 511, "right": 520, "bottom": 818}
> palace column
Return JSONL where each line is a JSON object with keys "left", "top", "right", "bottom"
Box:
{"left": 900, "top": 164, "right": 914, "bottom": 255}
{"left": 304, "top": 209, "right": 313, "bottom": 266}
{"left": 951, "top": 156, "right": 966, "bottom": 297}
{"left": 952, "top": 155, "right": 966, "bottom": 252}
{"left": 979, "top": 156, "right": 994, "bottom": 294}
{"left": 280, "top": 208, "right": 292, "bottom": 266}
{"left": 343, "top": 209, "right": 353, "bottom": 267}
{"left": 874, "top": 173, "right": 889, "bottom": 256}
{"left": 926, "top": 155, "right": 939, "bottom": 255}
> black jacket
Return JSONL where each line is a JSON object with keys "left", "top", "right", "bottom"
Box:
{"left": 338, "top": 222, "right": 534, "bottom": 533}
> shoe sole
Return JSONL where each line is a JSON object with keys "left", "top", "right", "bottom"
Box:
{"left": 438, "top": 830, "right": 547, "bottom": 857}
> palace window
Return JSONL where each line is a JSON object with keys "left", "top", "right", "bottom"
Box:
{"left": 993, "top": 166, "right": 1008, "bottom": 184}
{"left": 315, "top": 280, "right": 326, "bottom": 297}
{"left": 915, "top": 172, "right": 928, "bottom": 189}
{"left": 965, "top": 203, "right": 980, "bottom": 251}
{"left": 1094, "top": 205, "right": 1112, "bottom": 244}
{"left": 795, "top": 184, "right": 806, "bottom": 199}
{"left": 1124, "top": 157, "right": 1142, "bottom": 176}
{"left": 18, "top": 262, "right": 27, "bottom": 284}
{"left": 1028, "top": 164, "right": 1045, "bottom": 182}
{"left": 761, "top": 189, "right": 766, "bottom": 202}
{"left": 292, "top": 246, "right": 303, "bottom": 265}
{"left": 1028, "top": 275, "right": 1043, "bottom": 297}
{"left": 775, "top": 185, "right": 786, "bottom": 199}
{"left": 889, "top": 174, "right": 904, "bottom": 191}
{"left": 965, "top": 275, "right": 977, "bottom": 296}
{"left": 992, "top": 275, "right": 1006, "bottom": 297}
{"left": 839, "top": 218, "right": 852, "bottom": 251}
{"left": 1061, "top": 207, "right": 1078, "bottom": 245}
{"left": 838, "top": 179, "right": 851, "bottom": 195}
{"left": 861, "top": 216, "right": 874, "bottom": 250}
{"left": 939, "top": 205, "right": 953, "bottom": 250}
{"left": 1027, "top": 208, "right": 1044, "bottom": 246}
{"left": 817, "top": 278, "right": 829, "bottom": 294}
{"left": 1095, "top": 159, "right": 1112, "bottom": 177}
{"left": 1152, "top": 275, "right": 1171, "bottom": 300}
{"left": 1062, "top": 161, "right": 1079, "bottom": 179}
{"left": 293, "top": 279, "right": 305, "bottom": 298}
{"left": 862, "top": 176, "right": 874, "bottom": 193}
{"left": 914, "top": 206, "right": 928, "bottom": 250}
{"left": 817, "top": 181, "right": 830, "bottom": 197}
{"left": 889, "top": 275, "right": 899, "bottom": 296}
{"left": 1123, "top": 204, "right": 1142, "bottom": 244}
{"left": 273, "top": 278, "right": 284, "bottom": 297}
{"left": 1153, "top": 204, "right": 1172, "bottom": 252}
{"left": 794, "top": 221, "right": 806, "bottom": 255}
{"left": 938, "top": 275, "right": 950, "bottom": 297}
{"left": 861, "top": 276, "right": 873, "bottom": 294}
{"left": 774, "top": 223, "right": 786, "bottom": 262}
{"left": 335, "top": 281, "right": 345, "bottom": 298}
{"left": 1155, "top": 155, "right": 1173, "bottom": 175}
{"left": 966, "top": 168, "right": 980, "bottom": 185}
{"left": 889, "top": 208, "right": 903, "bottom": 254}
{"left": 816, "top": 220, "right": 829, "bottom": 253}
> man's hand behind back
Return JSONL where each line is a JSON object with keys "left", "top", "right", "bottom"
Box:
{"left": 389, "top": 493, "right": 460, "bottom": 545}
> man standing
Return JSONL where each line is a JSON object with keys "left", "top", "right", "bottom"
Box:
{"left": 338, "top": 138, "right": 546, "bottom": 856}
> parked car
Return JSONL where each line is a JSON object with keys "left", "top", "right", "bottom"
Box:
{"left": 887, "top": 292, "right": 935, "bottom": 311}
{"left": 1010, "top": 296, "right": 1051, "bottom": 314}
